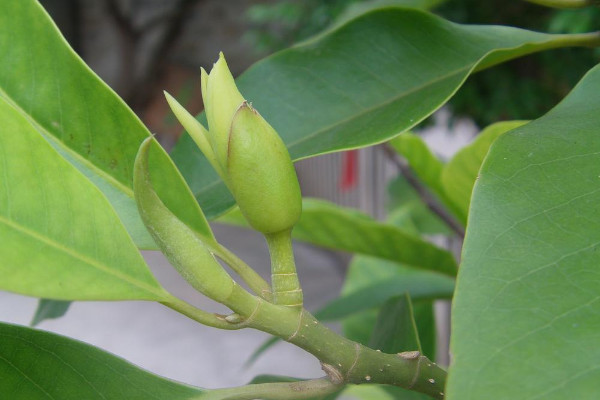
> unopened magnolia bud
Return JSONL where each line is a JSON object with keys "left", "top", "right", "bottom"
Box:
{"left": 202, "top": 53, "right": 245, "bottom": 170}
{"left": 228, "top": 102, "right": 302, "bottom": 234}
{"left": 165, "top": 52, "right": 302, "bottom": 234}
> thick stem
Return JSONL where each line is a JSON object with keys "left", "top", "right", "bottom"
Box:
{"left": 214, "top": 243, "right": 273, "bottom": 301}
{"left": 167, "top": 289, "right": 446, "bottom": 398}
{"left": 198, "top": 378, "right": 341, "bottom": 400}
{"left": 265, "top": 230, "right": 303, "bottom": 309}
{"left": 244, "top": 302, "right": 447, "bottom": 399}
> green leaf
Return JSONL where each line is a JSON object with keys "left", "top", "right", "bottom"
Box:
{"left": 0, "top": 97, "right": 167, "bottom": 301}
{"left": 390, "top": 133, "right": 445, "bottom": 200}
{"left": 220, "top": 198, "right": 458, "bottom": 276}
{"left": 0, "top": 0, "right": 210, "bottom": 248}
{"left": 387, "top": 177, "right": 451, "bottom": 236}
{"left": 326, "top": 0, "right": 448, "bottom": 33}
{"left": 172, "top": 7, "right": 600, "bottom": 218}
{"left": 440, "top": 120, "right": 528, "bottom": 221}
{"left": 0, "top": 323, "right": 203, "bottom": 399}
{"left": 447, "top": 64, "right": 600, "bottom": 399}
{"left": 316, "top": 256, "right": 454, "bottom": 321}
{"left": 30, "top": 299, "right": 71, "bottom": 327}
{"left": 370, "top": 295, "right": 420, "bottom": 353}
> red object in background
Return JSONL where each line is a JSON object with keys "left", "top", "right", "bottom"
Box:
{"left": 340, "top": 150, "right": 358, "bottom": 191}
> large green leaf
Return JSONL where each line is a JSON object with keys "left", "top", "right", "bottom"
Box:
{"left": 0, "top": 97, "right": 167, "bottom": 301}
{"left": 0, "top": 323, "right": 203, "bottom": 399}
{"left": 0, "top": 0, "right": 210, "bottom": 249}
{"left": 171, "top": 7, "right": 599, "bottom": 218}
{"left": 220, "top": 198, "right": 458, "bottom": 275}
{"left": 440, "top": 120, "right": 528, "bottom": 221}
{"left": 447, "top": 64, "right": 600, "bottom": 399}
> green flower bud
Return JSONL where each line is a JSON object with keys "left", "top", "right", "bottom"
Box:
{"left": 165, "top": 53, "right": 302, "bottom": 234}
{"left": 202, "top": 53, "right": 245, "bottom": 171}
{"left": 228, "top": 102, "right": 301, "bottom": 234}
{"left": 133, "top": 137, "right": 235, "bottom": 303}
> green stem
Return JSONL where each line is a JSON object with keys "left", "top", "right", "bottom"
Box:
{"left": 198, "top": 378, "right": 341, "bottom": 400}
{"left": 265, "top": 229, "right": 303, "bottom": 309}
{"left": 163, "top": 266, "right": 446, "bottom": 398}
{"left": 524, "top": 0, "right": 598, "bottom": 8}
{"left": 160, "top": 293, "right": 243, "bottom": 330}
{"left": 244, "top": 301, "right": 447, "bottom": 399}
{"left": 214, "top": 243, "right": 273, "bottom": 301}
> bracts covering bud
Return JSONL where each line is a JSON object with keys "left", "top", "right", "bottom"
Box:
{"left": 165, "top": 53, "right": 301, "bottom": 234}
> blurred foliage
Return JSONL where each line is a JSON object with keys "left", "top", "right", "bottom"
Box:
{"left": 245, "top": 0, "right": 600, "bottom": 126}
{"left": 244, "top": 0, "right": 357, "bottom": 53}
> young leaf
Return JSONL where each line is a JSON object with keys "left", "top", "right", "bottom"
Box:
{"left": 0, "top": 97, "right": 167, "bottom": 301}
{"left": 448, "top": 64, "right": 600, "bottom": 399}
{"left": 0, "top": 323, "right": 203, "bottom": 399}
{"left": 0, "top": 0, "right": 210, "bottom": 248}
{"left": 172, "top": 7, "right": 600, "bottom": 218}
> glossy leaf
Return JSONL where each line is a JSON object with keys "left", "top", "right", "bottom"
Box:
{"left": 316, "top": 256, "right": 454, "bottom": 321}
{"left": 441, "top": 120, "right": 527, "bottom": 221}
{"left": 171, "top": 7, "right": 599, "bottom": 218}
{"left": 448, "top": 65, "right": 600, "bottom": 399}
{"left": 220, "top": 198, "right": 458, "bottom": 275}
{"left": 0, "top": 97, "right": 167, "bottom": 301}
{"left": 30, "top": 299, "right": 71, "bottom": 327}
{"left": 0, "top": 0, "right": 210, "bottom": 248}
{"left": 0, "top": 323, "right": 203, "bottom": 399}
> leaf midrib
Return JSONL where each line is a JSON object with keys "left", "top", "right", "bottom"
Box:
{"left": 0, "top": 215, "right": 164, "bottom": 299}
{"left": 285, "top": 64, "right": 470, "bottom": 152}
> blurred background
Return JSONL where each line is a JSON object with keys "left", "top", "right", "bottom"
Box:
{"left": 3, "top": 0, "right": 599, "bottom": 395}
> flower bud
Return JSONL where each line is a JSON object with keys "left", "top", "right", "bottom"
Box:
{"left": 228, "top": 102, "right": 302, "bottom": 234}
{"left": 165, "top": 53, "right": 302, "bottom": 234}
{"left": 202, "top": 53, "right": 245, "bottom": 171}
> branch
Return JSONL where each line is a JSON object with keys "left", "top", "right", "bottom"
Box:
{"left": 128, "top": 0, "right": 200, "bottom": 112}
{"left": 383, "top": 145, "right": 465, "bottom": 239}
{"left": 105, "top": 0, "right": 138, "bottom": 39}
{"left": 198, "top": 378, "right": 342, "bottom": 400}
